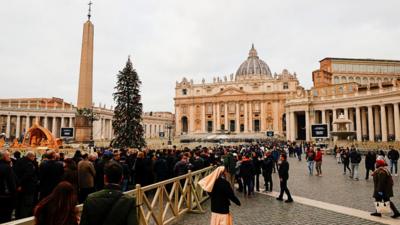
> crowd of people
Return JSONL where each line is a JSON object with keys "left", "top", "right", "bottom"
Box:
{"left": 0, "top": 140, "right": 399, "bottom": 224}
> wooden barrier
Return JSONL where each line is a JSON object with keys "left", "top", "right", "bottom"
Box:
{"left": 3, "top": 166, "right": 215, "bottom": 225}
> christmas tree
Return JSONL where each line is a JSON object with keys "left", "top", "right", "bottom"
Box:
{"left": 111, "top": 56, "right": 145, "bottom": 148}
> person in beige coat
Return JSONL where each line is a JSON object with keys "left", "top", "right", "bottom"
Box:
{"left": 78, "top": 153, "right": 96, "bottom": 203}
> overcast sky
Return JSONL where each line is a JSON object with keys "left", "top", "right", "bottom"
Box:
{"left": 1, "top": 0, "right": 399, "bottom": 112}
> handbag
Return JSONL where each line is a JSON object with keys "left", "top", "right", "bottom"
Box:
{"left": 375, "top": 201, "right": 392, "bottom": 214}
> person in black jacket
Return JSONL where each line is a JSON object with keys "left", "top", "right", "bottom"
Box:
{"left": 276, "top": 153, "right": 293, "bottom": 203}
{"left": 388, "top": 146, "right": 399, "bottom": 176}
{"left": 0, "top": 150, "right": 17, "bottom": 223}
{"left": 262, "top": 152, "right": 274, "bottom": 192}
{"left": 252, "top": 151, "right": 262, "bottom": 192}
{"left": 365, "top": 151, "right": 376, "bottom": 180}
{"left": 209, "top": 168, "right": 241, "bottom": 225}
{"left": 14, "top": 151, "right": 38, "bottom": 219}
{"left": 239, "top": 155, "right": 254, "bottom": 197}
{"left": 39, "top": 150, "right": 64, "bottom": 200}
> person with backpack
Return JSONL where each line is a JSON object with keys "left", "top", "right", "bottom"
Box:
{"left": 349, "top": 147, "right": 362, "bottom": 181}
{"left": 370, "top": 159, "right": 400, "bottom": 219}
{"left": 80, "top": 162, "right": 138, "bottom": 225}
{"left": 306, "top": 147, "right": 315, "bottom": 175}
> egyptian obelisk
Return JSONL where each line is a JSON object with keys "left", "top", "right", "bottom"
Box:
{"left": 75, "top": 1, "right": 94, "bottom": 142}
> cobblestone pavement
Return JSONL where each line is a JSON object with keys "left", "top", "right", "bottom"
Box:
{"left": 174, "top": 193, "right": 384, "bottom": 225}
{"left": 265, "top": 155, "right": 400, "bottom": 212}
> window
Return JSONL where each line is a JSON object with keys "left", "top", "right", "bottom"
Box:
{"left": 182, "top": 89, "right": 187, "bottom": 95}
{"left": 283, "top": 82, "right": 289, "bottom": 89}
{"left": 334, "top": 76, "right": 339, "bottom": 84}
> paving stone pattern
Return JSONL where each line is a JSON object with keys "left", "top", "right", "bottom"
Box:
{"left": 266, "top": 155, "right": 400, "bottom": 212}
{"left": 174, "top": 193, "right": 384, "bottom": 225}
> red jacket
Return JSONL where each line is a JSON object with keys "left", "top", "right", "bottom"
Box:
{"left": 314, "top": 151, "right": 322, "bottom": 162}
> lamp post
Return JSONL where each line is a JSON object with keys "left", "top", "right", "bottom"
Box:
{"left": 166, "top": 124, "right": 172, "bottom": 146}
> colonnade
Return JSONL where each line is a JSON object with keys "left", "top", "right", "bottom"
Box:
{"left": 286, "top": 102, "right": 400, "bottom": 142}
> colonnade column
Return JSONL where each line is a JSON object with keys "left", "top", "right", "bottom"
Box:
{"left": 6, "top": 115, "right": 11, "bottom": 138}
{"left": 213, "top": 103, "right": 217, "bottom": 132}
{"left": 216, "top": 103, "right": 220, "bottom": 131}
{"left": 235, "top": 102, "right": 240, "bottom": 133}
{"left": 61, "top": 117, "right": 65, "bottom": 128}
{"left": 44, "top": 116, "right": 48, "bottom": 129}
{"left": 16, "top": 115, "right": 21, "bottom": 138}
{"left": 394, "top": 103, "right": 400, "bottom": 141}
{"left": 224, "top": 104, "right": 228, "bottom": 131}
{"left": 361, "top": 108, "right": 368, "bottom": 138}
{"left": 387, "top": 105, "right": 394, "bottom": 137}
{"left": 290, "top": 111, "right": 295, "bottom": 141}
{"left": 368, "top": 106, "right": 375, "bottom": 141}
{"left": 380, "top": 105, "right": 387, "bottom": 142}
{"left": 273, "top": 101, "right": 279, "bottom": 132}
{"left": 285, "top": 109, "right": 290, "bottom": 141}
{"left": 374, "top": 107, "right": 381, "bottom": 138}
{"left": 25, "top": 116, "right": 30, "bottom": 133}
{"left": 305, "top": 110, "right": 310, "bottom": 141}
{"left": 244, "top": 102, "right": 248, "bottom": 133}
{"left": 355, "top": 107, "right": 362, "bottom": 141}
{"left": 69, "top": 117, "right": 73, "bottom": 128}
{"left": 52, "top": 117, "right": 57, "bottom": 136}
{"left": 201, "top": 104, "right": 206, "bottom": 133}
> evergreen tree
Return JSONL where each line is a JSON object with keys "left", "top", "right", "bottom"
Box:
{"left": 112, "top": 56, "right": 145, "bottom": 148}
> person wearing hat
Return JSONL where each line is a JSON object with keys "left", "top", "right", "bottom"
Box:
{"left": 371, "top": 159, "right": 400, "bottom": 218}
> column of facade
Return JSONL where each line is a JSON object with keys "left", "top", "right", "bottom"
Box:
{"left": 248, "top": 102, "right": 253, "bottom": 132}
{"left": 273, "top": 101, "right": 279, "bottom": 132}
{"left": 374, "top": 106, "right": 381, "bottom": 138}
{"left": 387, "top": 105, "right": 394, "bottom": 137}
{"left": 109, "top": 119, "right": 113, "bottom": 139}
{"left": 332, "top": 109, "right": 337, "bottom": 141}
{"left": 201, "top": 104, "right": 206, "bottom": 133}
{"left": 343, "top": 108, "right": 349, "bottom": 130}
{"left": 355, "top": 107, "right": 362, "bottom": 141}
{"left": 35, "top": 116, "right": 39, "bottom": 125}
{"left": 361, "top": 108, "right": 368, "bottom": 139}
{"left": 349, "top": 108, "right": 355, "bottom": 131}
{"left": 235, "top": 102, "right": 240, "bottom": 133}
{"left": 368, "top": 106, "right": 375, "bottom": 141}
{"left": 305, "top": 110, "right": 310, "bottom": 141}
{"left": 69, "top": 117, "right": 73, "bottom": 128}
{"left": 260, "top": 102, "right": 266, "bottom": 131}
{"left": 6, "top": 115, "right": 11, "bottom": 138}
{"left": 216, "top": 103, "right": 220, "bottom": 131}
{"left": 321, "top": 110, "right": 326, "bottom": 124}
{"left": 52, "top": 117, "right": 57, "bottom": 137}
{"left": 16, "top": 115, "right": 21, "bottom": 138}
{"left": 380, "top": 105, "right": 387, "bottom": 142}
{"left": 224, "top": 103, "right": 228, "bottom": 131}
{"left": 394, "top": 103, "right": 400, "bottom": 141}
{"left": 244, "top": 102, "right": 248, "bottom": 133}
{"left": 189, "top": 105, "right": 195, "bottom": 133}
{"left": 290, "top": 111, "right": 295, "bottom": 141}
{"left": 61, "top": 117, "right": 65, "bottom": 128}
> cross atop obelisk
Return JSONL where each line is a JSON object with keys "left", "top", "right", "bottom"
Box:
{"left": 87, "top": 1, "right": 92, "bottom": 21}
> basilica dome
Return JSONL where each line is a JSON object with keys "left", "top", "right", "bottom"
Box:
{"left": 235, "top": 44, "right": 272, "bottom": 80}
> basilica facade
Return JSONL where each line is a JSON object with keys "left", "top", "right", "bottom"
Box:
{"left": 174, "top": 45, "right": 301, "bottom": 140}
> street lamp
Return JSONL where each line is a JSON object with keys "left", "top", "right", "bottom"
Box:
{"left": 166, "top": 124, "right": 172, "bottom": 145}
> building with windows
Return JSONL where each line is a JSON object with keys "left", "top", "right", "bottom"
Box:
{"left": 143, "top": 112, "right": 175, "bottom": 139}
{"left": 174, "top": 45, "right": 301, "bottom": 140}
{"left": 286, "top": 58, "right": 400, "bottom": 142}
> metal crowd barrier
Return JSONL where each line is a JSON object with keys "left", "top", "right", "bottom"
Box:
{"left": 3, "top": 166, "right": 215, "bottom": 225}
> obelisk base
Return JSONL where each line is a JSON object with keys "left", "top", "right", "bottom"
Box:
{"left": 75, "top": 115, "right": 91, "bottom": 143}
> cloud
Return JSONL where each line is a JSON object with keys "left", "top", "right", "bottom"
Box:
{"left": 1, "top": 0, "right": 399, "bottom": 112}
